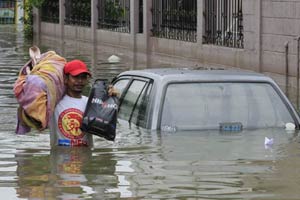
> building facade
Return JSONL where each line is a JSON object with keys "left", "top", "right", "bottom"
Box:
{"left": 34, "top": 0, "right": 300, "bottom": 77}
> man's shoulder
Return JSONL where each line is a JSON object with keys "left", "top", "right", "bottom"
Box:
{"left": 82, "top": 95, "right": 88, "bottom": 102}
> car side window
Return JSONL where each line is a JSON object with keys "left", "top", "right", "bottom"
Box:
{"left": 131, "top": 82, "right": 153, "bottom": 128}
{"left": 113, "top": 79, "right": 130, "bottom": 97}
{"left": 118, "top": 80, "right": 150, "bottom": 126}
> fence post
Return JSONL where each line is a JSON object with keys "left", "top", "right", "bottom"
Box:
{"left": 144, "top": 0, "right": 152, "bottom": 69}
{"left": 59, "top": 0, "right": 65, "bottom": 42}
{"left": 197, "top": 0, "right": 203, "bottom": 45}
{"left": 130, "top": 0, "right": 139, "bottom": 70}
{"left": 91, "top": 0, "right": 98, "bottom": 44}
{"left": 91, "top": 0, "right": 98, "bottom": 71}
{"left": 16, "top": 0, "right": 24, "bottom": 24}
{"left": 32, "top": 7, "right": 41, "bottom": 45}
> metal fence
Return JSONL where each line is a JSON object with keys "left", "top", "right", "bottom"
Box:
{"left": 151, "top": 0, "right": 197, "bottom": 42}
{"left": 97, "top": 0, "right": 130, "bottom": 33}
{"left": 65, "top": 0, "right": 91, "bottom": 26}
{"left": 203, "top": 0, "right": 243, "bottom": 48}
{"left": 39, "top": 0, "right": 244, "bottom": 49}
{"left": 41, "top": 0, "right": 59, "bottom": 23}
{"left": 0, "top": 0, "right": 15, "bottom": 24}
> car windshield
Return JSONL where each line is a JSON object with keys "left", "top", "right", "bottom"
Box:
{"left": 161, "top": 82, "right": 295, "bottom": 130}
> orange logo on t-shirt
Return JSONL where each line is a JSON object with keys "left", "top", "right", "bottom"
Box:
{"left": 58, "top": 108, "right": 84, "bottom": 139}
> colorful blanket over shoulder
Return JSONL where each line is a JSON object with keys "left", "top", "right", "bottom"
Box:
{"left": 14, "top": 51, "right": 66, "bottom": 134}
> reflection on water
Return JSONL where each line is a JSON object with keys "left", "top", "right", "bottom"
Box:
{"left": 2, "top": 24, "right": 300, "bottom": 199}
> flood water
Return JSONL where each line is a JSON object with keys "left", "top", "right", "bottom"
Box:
{"left": 2, "top": 24, "right": 300, "bottom": 199}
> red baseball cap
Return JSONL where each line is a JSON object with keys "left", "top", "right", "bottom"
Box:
{"left": 64, "top": 59, "right": 91, "bottom": 76}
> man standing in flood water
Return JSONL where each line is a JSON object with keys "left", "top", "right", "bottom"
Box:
{"left": 50, "top": 59, "right": 93, "bottom": 147}
{"left": 50, "top": 59, "right": 118, "bottom": 147}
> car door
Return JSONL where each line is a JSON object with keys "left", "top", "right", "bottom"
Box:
{"left": 113, "top": 76, "right": 153, "bottom": 128}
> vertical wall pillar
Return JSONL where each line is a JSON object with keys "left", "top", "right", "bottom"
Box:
{"left": 16, "top": 0, "right": 24, "bottom": 24}
{"left": 143, "top": 0, "right": 152, "bottom": 69}
{"left": 91, "top": 0, "right": 98, "bottom": 71}
{"left": 32, "top": 7, "right": 41, "bottom": 46}
{"left": 16, "top": 0, "right": 24, "bottom": 43}
{"left": 197, "top": 0, "right": 203, "bottom": 46}
{"left": 130, "top": 0, "right": 139, "bottom": 70}
{"left": 59, "top": 0, "right": 65, "bottom": 42}
{"left": 59, "top": 0, "right": 66, "bottom": 55}
{"left": 255, "top": 0, "right": 262, "bottom": 72}
{"left": 91, "top": 0, "right": 98, "bottom": 44}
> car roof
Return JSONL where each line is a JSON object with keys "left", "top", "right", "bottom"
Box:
{"left": 117, "top": 67, "right": 274, "bottom": 83}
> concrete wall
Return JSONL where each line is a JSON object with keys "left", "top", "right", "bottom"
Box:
{"left": 261, "top": 0, "right": 300, "bottom": 76}
{"left": 35, "top": 0, "right": 300, "bottom": 76}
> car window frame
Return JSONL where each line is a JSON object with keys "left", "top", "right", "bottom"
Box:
{"left": 132, "top": 81, "right": 153, "bottom": 128}
{"left": 113, "top": 75, "right": 154, "bottom": 128}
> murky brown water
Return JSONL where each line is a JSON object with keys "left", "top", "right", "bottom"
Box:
{"left": 1, "top": 24, "right": 300, "bottom": 199}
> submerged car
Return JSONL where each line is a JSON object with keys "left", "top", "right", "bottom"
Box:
{"left": 112, "top": 68, "right": 300, "bottom": 131}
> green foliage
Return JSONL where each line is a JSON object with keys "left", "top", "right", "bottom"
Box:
{"left": 105, "top": 0, "right": 125, "bottom": 21}
{"left": 27, "top": 0, "right": 45, "bottom": 8}
{"left": 21, "top": 0, "right": 45, "bottom": 40}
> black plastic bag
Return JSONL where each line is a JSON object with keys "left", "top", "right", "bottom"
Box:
{"left": 81, "top": 80, "right": 119, "bottom": 141}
